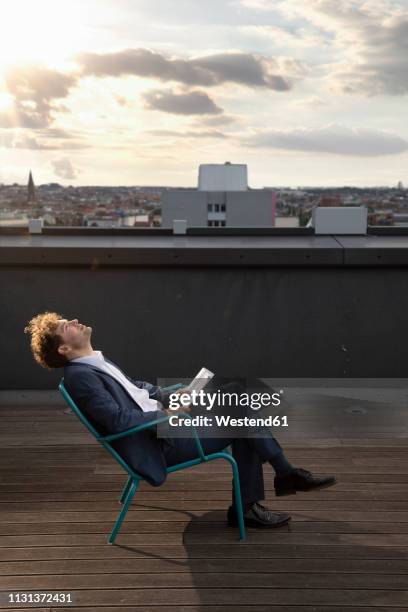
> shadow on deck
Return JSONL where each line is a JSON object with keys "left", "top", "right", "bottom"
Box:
{"left": 0, "top": 395, "right": 408, "bottom": 611}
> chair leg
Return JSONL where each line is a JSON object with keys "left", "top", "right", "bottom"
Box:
{"left": 231, "top": 462, "right": 246, "bottom": 541}
{"left": 219, "top": 453, "right": 246, "bottom": 541}
{"left": 109, "top": 479, "right": 139, "bottom": 544}
{"left": 118, "top": 475, "right": 132, "bottom": 504}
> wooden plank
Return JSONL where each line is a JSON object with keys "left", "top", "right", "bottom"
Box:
{"left": 0, "top": 587, "right": 407, "bottom": 607}
{"left": 0, "top": 435, "right": 96, "bottom": 447}
{"left": 1, "top": 520, "right": 408, "bottom": 537}
{"left": 1, "top": 446, "right": 406, "bottom": 456}
{"left": 5, "top": 457, "right": 408, "bottom": 470}
{"left": 2, "top": 436, "right": 408, "bottom": 448}
{"left": 1, "top": 509, "right": 407, "bottom": 522}
{"left": 2, "top": 603, "right": 406, "bottom": 612}
{"left": 340, "top": 438, "right": 408, "bottom": 446}
{"left": 1, "top": 499, "right": 408, "bottom": 512}
{"left": 2, "top": 557, "right": 407, "bottom": 576}
{"left": 0, "top": 544, "right": 407, "bottom": 561}
{"left": 0, "top": 532, "right": 408, "bottom": 548}
{"left": 3, "top": 470, "right": 408, "bottom": 481}
{"left": 1, "top": 571, "right": 408, "bottom": 590}
{"left": 94, "top": 464, "right": 408, "bottom": 474}
{"left": 0, "top": 489, "right": 407, "bottom": 502}
{"left": 1, "top": 481, "right": 408, "bottom": 492}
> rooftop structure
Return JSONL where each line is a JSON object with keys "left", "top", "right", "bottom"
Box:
{"left": 198, "top": 162, "right": 248, "bottom": 191}
{"left": 162, "top": 163, "right": 276, "bottom": 229}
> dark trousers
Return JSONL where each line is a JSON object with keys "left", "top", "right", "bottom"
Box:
{"left": 163, "top": 431, "right": 282, "bottom": 507}
{"left": 162, "top": 378, "right": 283, "bottom": 507}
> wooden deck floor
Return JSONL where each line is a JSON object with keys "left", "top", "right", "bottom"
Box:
{"left": 0, "top": 395, "right": 408, "bottom": 611}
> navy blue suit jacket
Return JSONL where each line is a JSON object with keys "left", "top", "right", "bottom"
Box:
{"left": 63, "top": 359, "right": 173, "bottom": 486}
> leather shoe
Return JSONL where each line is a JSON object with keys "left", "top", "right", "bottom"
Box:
{"left": 227, "top": 502, "right": 291, "bottom": 528}
{"left": 275, "top": 468, "right": 336, "bottom": 496}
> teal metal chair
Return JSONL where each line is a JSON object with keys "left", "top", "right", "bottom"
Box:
{"left": 59, "top": 379, "right": 246, "bottom": 543}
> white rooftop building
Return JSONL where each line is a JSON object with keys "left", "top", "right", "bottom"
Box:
{"left": 198, "top": 162, "right": 248, "bottom": 192}
{"left": 162, "top": 163, "right": 277, "bottom": 229}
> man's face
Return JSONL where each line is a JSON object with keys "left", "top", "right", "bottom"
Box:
{"left": 56, "top": 318, "right": 92, "bottom": 356}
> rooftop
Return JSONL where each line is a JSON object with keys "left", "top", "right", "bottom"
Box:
{"left": 1, "top": 226, "right": 408, "bottom": 610}
{"left": 1, "top": 391, "right": 407, "bottom": 611}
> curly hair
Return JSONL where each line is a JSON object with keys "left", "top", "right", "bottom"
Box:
{"left": 24, "top": 311, "right": 67, "bottom": 370}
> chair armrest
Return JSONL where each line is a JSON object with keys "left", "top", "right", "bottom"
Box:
{"left": 98, "top": 415, "right": 172, "bottom": 442}
{"left": 99, "top": 410, "right": 207, "bottom": 461}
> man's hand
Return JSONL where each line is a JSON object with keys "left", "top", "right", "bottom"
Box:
{"left": 164, "top": 387, "right": 192, "bottom": 415}
{"left": 164, "top": 404, "right": 191, "bottom": 416}
{"left": 174, "top": 386, "right": 191, "bottom": 396}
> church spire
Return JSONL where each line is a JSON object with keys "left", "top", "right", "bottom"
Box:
{"left": 27, "top": 170, "right": 36, "bottom": 203}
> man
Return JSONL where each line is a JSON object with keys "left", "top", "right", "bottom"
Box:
{"left": 24, "top": 311, "right": 336, "bottom": 529}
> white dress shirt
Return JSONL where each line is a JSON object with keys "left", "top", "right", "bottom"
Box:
{"left": 71, "top": 350, "right": 160, "bottom": 412}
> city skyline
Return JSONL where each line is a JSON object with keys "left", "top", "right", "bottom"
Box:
{"left": 0, "top": 0, "right": 407, "bottom": 187}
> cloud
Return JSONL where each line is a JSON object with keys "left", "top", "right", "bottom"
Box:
{"left": 0, "top": 128, "right": 89, "bottom": 150}
{"left": 14, "top": 135, "right": 54, "bottom": 150}
{"left": 292, "top": 95, "right": 328, "bottom": 108}
{"left": 247, "top": 124, "right": 408, "bottom": 156}
{"left": 0, "top": 65, "right": 77, "bottom": 128}
{"left": 115, "top": 95, "right": 133, "bottom": 107}
{"left": 278, "top": 0, "right": 408, "bottom": 96}
{"left": 35, "top": 128, "right": 77, "bottom": 139}
{"left": 234, "top": 22, "right": 330, "bottom": 54}
{"left": 199, "top": 114, "right": 239, "bottom": 126}
{"left": 146, "top": 129, "right": 227, "bottom": 139}
{"left": 0, "top": 132, "right": 51, "bottom": 150}
{"left": 142, "top": 88, "right": 223, "bottom": 115}
{"left": 51, "top": 158, "right": 78, "bottom": 180}
{"left": 240, "top": 0, "right": 271, "bottom": 8}
{"left": 123, "top": 0, "right": 255, "bottom": 25}
{"left": 77, "top": 48, "right": 300, "bottom": 91}
{"left": 0, "top": 132, "right": 15, "bottom": 148}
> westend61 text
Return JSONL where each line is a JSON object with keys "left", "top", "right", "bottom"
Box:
{"left": 168, "top": 414, "right": 288, "bottom": 428}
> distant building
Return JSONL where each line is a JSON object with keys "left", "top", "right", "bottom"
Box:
{"left": 26, "top": 170, "right": 44, "bottom": 219}
{"left": 133, "top": 214, "right": 151, "bottom": 227}
{"left": 368, "top": 210, "right": 394, "bottom": 226}
{"left": 85, "top": 215, "right": 119, "bottom": 228}
{"left": 42, "top": 212, "right": 57, "bottom": 226}
{"left": 27, "top": 171, "right": 36, "bottom": 204}
{"left": 391, "top": 213, "right": 408, "bottom": 226}
{"left": 198, "top": 162, "right": 248, "bottom": 191}
{"left": 275, "top": 216, "right": 299, "bottom": 228}
{"left": 319, "top": 193, "right": 342, "bottom": 207}
{"left": 0, "top": 212, "right": 28, "bottom": 227}
{"left": 85, "top": 213, "right": 150, "bottom": 228}
{"left": 162, "top": 162, "right": 277, "bottom": 228}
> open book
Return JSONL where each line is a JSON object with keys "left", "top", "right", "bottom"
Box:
{"left": 186, "top": 367, "right": 214, "bottom": 393}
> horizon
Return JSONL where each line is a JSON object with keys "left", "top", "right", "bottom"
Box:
{"left": 2, "top": 177, "right": 405, "bottom": 191}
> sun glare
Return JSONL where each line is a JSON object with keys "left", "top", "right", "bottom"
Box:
{"left": 0, "top": 92, "right": 14, "bottom": 111}
{"left": 0, "top": 0, "right": 87, "bottom": 73}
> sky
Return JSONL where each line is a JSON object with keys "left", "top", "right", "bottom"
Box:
{"left": 0, "top": 0, "right": 407, "bottom": 187}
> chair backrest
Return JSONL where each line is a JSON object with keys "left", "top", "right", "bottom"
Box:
{"left": 59, "top": 379, "right": 102, "bottom": 439}
{"left": 59, "top": 378, "right": 140, "bottom": 479}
